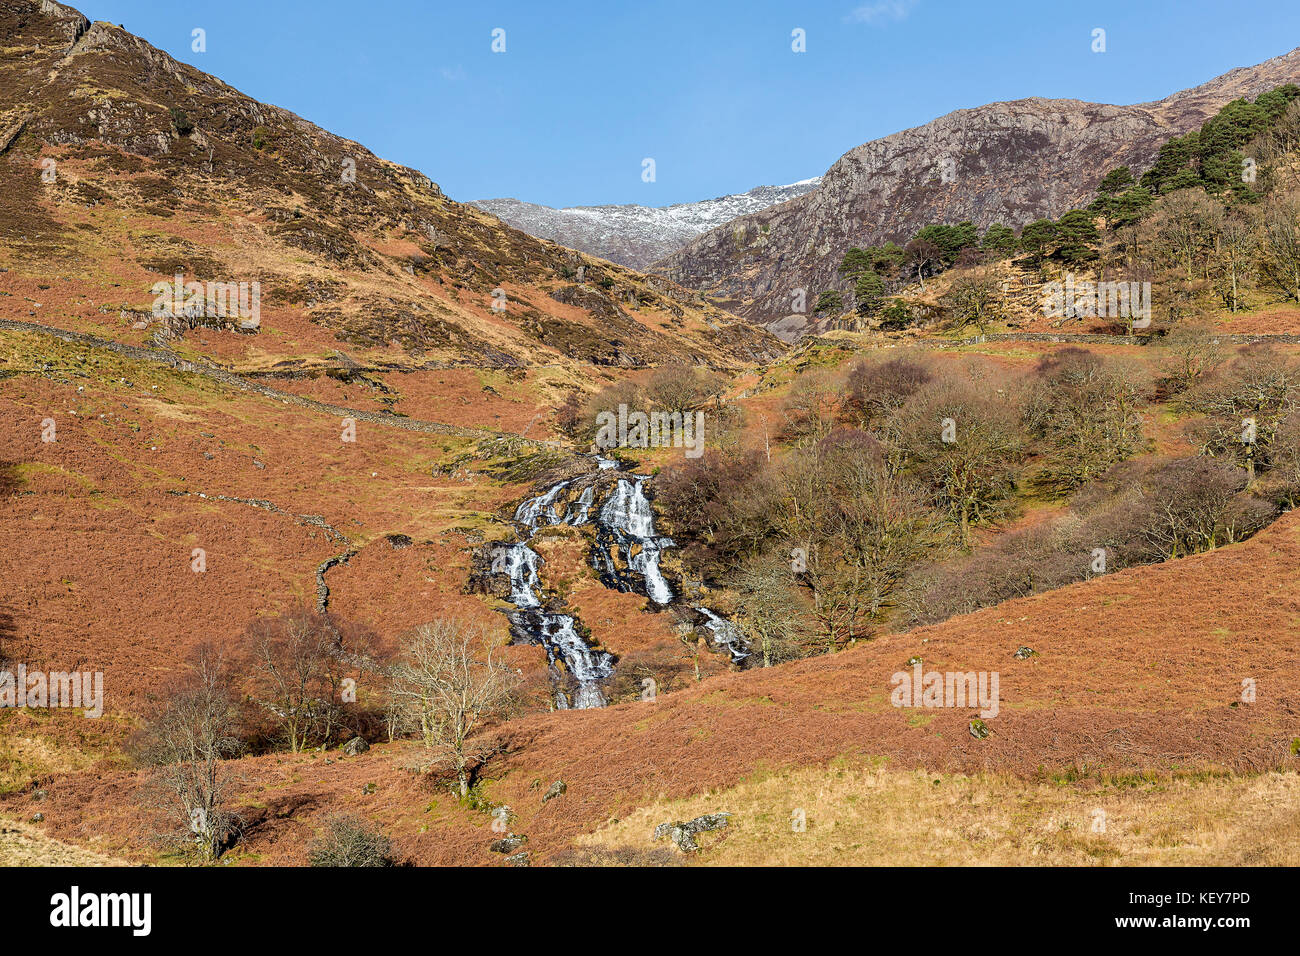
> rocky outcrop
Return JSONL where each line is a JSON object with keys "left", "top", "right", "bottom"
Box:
{"left": 653, "top": 812, "right": 731, "bottom": 852}
{"left": 656, "top": 47, "right": 1300, "bottom": 338}
{"left": 541, "top": 779, "right": 566, "bottom": 804}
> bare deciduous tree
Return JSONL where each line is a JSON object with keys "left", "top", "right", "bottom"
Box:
{"left": 888, "top": 379, "right": 1025, "bottom": 545}
{"left": 779, "top": 430, "right": 946, "bottom": 648}
{"left": 942, "top": 265, "right": 1005, "bottom": 335}
{"left": 135, "top": 645, "right": 244, "bottom": 862}
{"left": 244, "top": 609, "right": 346, "bottom": 753}
{"left": 645, "top": 365, "right": 725, "bottom": 417}
{"left": 1160, "top": 320, "right": 1227, "bottom": 393}
{"left": 1152, "top": 189, "right": 1221, "bottom": 281}
{"left": 780, "top": 368, "right": 841, "bottom": 444}
{"left": 1213, "top": 207, "right": 1259, "bottom": 312}
{"left": 1260, "top": 191, "right": 1300, "bottom": 303}
{"left": 730, "top": 552, "right": 806, "bottom": 667}
{"left": 387, "top": 619, "right": 519, "bottom": 797}
{"left": 1022, "top": 349, "right": 1149, "bottom": 495}
{"left": 1189, "top": 347, "right": 1300, "bottom": 479}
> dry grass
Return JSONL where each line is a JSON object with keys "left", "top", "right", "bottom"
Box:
{"left": 0, "top": 817, "right": 125, "bottom": 867}
{"left": 0, "top": 717, "right": 100, "bottom": 795}
{"left": 578, "top": 763, "right": 1300, "bottom": 866}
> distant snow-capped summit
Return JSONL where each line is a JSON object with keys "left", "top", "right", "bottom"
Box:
{"left": 470, "top": 178, "right": 821, "bottom": 270}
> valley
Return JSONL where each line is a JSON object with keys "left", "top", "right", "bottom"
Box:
{"left": 1, "top": 0, "right": 1298, "bottom": 881}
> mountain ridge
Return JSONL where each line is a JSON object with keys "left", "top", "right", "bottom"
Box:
{"left": 0, "top": 0, "right": 783, "bottom": 370}
{"left": 471, "top": 178, "right": 821, "bottom": 270}
{"left": 654, "top": 45, "right": 1300, "bottom": 337}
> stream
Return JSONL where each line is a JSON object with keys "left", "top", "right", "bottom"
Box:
{"left": 492, "top": 456, "right": 749, "bottom": 709}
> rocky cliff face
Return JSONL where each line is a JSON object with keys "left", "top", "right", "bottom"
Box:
{"left": 655, "top": 47, "right": 1300, "bottom": 338}
{"left": 471, "top": 179, "right": 821, "bottom": 270}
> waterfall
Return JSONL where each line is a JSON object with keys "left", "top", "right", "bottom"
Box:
{"left": 495, "top": 478, "right": 615, "bottom": 709}
{"left": 514, "top": 480, "right": 570, "bottom": 531}
{"left": 697, "top": 607, "right": 752, "bottom": 662}
{"left": 564, "top": 485, "right": 595, "bottom": 526}
{"left": 508, "top": 610, "right": 613, "bottom": 710}
{"left": 496, "top": 543, "right": 542, "bottom": 609}
{"left": 595, "top": 477, "right": 674, "bottom": 605}
{"left": 490, "top": 460, "right": 750, "bottom": 710}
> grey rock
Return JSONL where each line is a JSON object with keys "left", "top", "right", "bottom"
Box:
{"left": 342, "top": 736, "right": 369, "bottom": 756}
{"left": 653, "top": 812, "right": 731, "bottom": 852}
{"left": 489, "top": 834, "right": 527, "bottom": 854}
{"left": 541, "top": 779, "right": 566, "bottom": 804}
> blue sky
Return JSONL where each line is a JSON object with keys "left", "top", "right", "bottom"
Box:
{"left": 80, "top": 0, "right": 1300, "bottom": 207}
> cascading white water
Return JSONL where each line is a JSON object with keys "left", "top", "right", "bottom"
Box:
{"left": 514, "top": 480, "right": 570, "bottom": 530}
{"left": 498, "top": 476, "right": 615, "bottom": 709}
{"left": 493, "top": 457, "right": 750, "bottom": 710}
{"left": 497, "top": 543, "right": 542, "bottom": 609}
{"left": 698, "top": 607, "right": 751, "bottom": 662}
{"left": 597, "top": 477, "right": 674, "bottom": 605}
{"left": 537, "top": 614, "right": 611, "bottom": 709}
{"left": 564, "top": 485, "right": 595, "bottom": 526}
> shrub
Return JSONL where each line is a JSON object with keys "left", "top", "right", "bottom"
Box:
{"left": 1187, "top": 346, "right": 1300, "bottom": 477}
{"left": 655, "top": 449, "right": 780, "bottom": 576}
{"left": 908, "top": 523, "right": 1083, "bottom": 625}
{"left": 169, "top": 107, "right": 193, "bottom": 136}
{"left": 779, "top": 368, "right": 841, "bottom": 443}
{"left": 308, "top": 814, "right": 393, "bottom": 867}
{"left": 1073, "top": 457, "right": 1256, "bottom": 562}
{"left": 886, "top": 376, "right": 1025, "bottom": 543}
{"left": 1159, "top": 320, "right": 1227, "bottom": 394}
{"left": 843, "top": 355, "right": 932, "bottom": 427}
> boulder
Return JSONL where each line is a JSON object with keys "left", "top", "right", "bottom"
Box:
{"left": 541, "top": 779, "right": 566, "bottom": 804}
{"left": 652, "top": 812, "right": 731, "bottom": 852}
{"left": 342, "top": 736, "right": 370, "bottom": 756}
{"left": 489, "top": 834, "right": 528, "bottom": 854}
